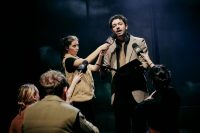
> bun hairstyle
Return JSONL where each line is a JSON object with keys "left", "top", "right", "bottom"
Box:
{"left": 149, "top": 64, "right": 171, "bottom": 87}
{"left": 61, "top": 35, "right": 78, "bottom": 50}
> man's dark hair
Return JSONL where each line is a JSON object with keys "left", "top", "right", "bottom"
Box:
{"left": 109, "top": 14, "right": 128, "bottom": 29}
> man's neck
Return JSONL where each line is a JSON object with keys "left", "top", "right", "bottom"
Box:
{"left": 117, "top": 35, "right": 125, "bottom": 42}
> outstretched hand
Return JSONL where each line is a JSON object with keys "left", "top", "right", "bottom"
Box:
{"left": 100, "top": 43, "right": 110, "bottom": 51}
{"left": 140, "top": 52, "right": 149, "bottom": 61}
{"left": 100, "top": 50, "right": 106, "bottom": 56}
{"left": 66, "top": 73, "right": 83, "bottom": 104}
{"left": 72, "top": 73, "right": 83, "bottom": 84}
{"left": 99, "top": 43, "right": 110, "bottom": 56}
{"left": 105, "top": 36, "right": 115, "bottom": 45}
{"left": 140, "top": 52, "right": 154, "bottom": 67}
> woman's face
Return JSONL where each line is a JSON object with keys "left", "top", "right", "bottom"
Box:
{"left": 67, "top": 40, "right": 79, "bottom": 56}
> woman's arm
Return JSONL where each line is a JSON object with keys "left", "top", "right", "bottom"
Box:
{"left": 66, "top": 73, "right": 83, "bottom": 103}
{"left": 88, "top": 51, "right": 105, "bottom": 72}
{"left": 140, "top": 52, "right": 155, "bottom": 68}
{"left": 73, "top": 43, "right": 109, "bottom": 67}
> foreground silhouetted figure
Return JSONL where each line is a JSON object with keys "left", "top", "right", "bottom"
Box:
{"left": 134, "top": 63, "right": 180, "bottom": 133}
{"left": 22, "top": 70, "right": 99, "bottom": 133}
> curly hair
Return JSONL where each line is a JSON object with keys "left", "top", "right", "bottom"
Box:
{"left": 39, "top": 70, "right": 69, "bottom": 96}
{"left": 149, "top": 64, "right": 171, "bottom": 88}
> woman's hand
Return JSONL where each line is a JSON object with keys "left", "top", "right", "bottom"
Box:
{"left": 99, "top": 50, "right": 106, "bottom": 56}
{"left": 66, "top": 73, "right": 83, "bottom": 104}
{"left": 72, "top": 73, "right": 83, "bottom": 84}
{"left": 140, "top": 52, "right": 149, "bottom": 61}
{"left": 140, "top": 52, "right": 154, "bottom": 67}
{"left": 99, "top": 43, "right": 110, "bottom": 51}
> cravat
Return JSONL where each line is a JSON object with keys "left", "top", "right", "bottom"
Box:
{"left": 119, "top": 43, "right": 126, "bottom": 67}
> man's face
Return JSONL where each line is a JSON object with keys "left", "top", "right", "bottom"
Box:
{"left": 111, "top": 18, "right": 128, "bottom": 37}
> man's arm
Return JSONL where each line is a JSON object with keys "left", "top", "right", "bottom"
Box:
{"left": 78, "top": 112, "right": 99, "bottom": 133}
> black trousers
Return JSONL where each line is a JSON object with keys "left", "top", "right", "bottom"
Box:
{"left": 113, "top": 93, "right": 147, "bottom": 133}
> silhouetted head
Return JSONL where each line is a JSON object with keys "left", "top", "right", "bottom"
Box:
{"left": 149, "top": 64, "right": 171, "bottom": 88}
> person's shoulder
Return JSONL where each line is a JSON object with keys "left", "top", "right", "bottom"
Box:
{"left": 168, "top": 86, "right": 179, "bottom": 94}
{"left": 61, "top": 102, "right": 80, "bottom": 112}
{"left": 10, "top": 110, "right": 25, "bottom": 127}
{"left": 63, "top": 54, "right": 77, "bottom": 61}
{"left": 64, "top": 53, "right": 74, "bottom": 58}
{"left": 10, "top": 113, "right": 22, "bottom": 124}
{"left": 130, "top": 35, "right": 146, "bottom": 47}
{"left": 130, "top": 35, "right": 144, "bottom": 40}
{"left": 22, "top": 101, "right": 40, "bottom": 115}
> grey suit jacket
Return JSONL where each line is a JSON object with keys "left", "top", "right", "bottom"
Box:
{"left": 104, "top": 35, "right": 149, "bottom": 104}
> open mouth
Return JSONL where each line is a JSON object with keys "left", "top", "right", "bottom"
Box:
{"left": 116, "top": 30, "right": 123, "bottom": 35}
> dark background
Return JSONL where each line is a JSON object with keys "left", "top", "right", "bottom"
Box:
{"left": 2, "top": 0, "right": 200, "bottom": 132}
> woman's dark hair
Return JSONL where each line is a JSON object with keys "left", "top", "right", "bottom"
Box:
{"left": 149, "top": 64, "right": 171, "bottom": 87}
{"left": 60, "top": 35, "right": 78, "bottom": 58}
